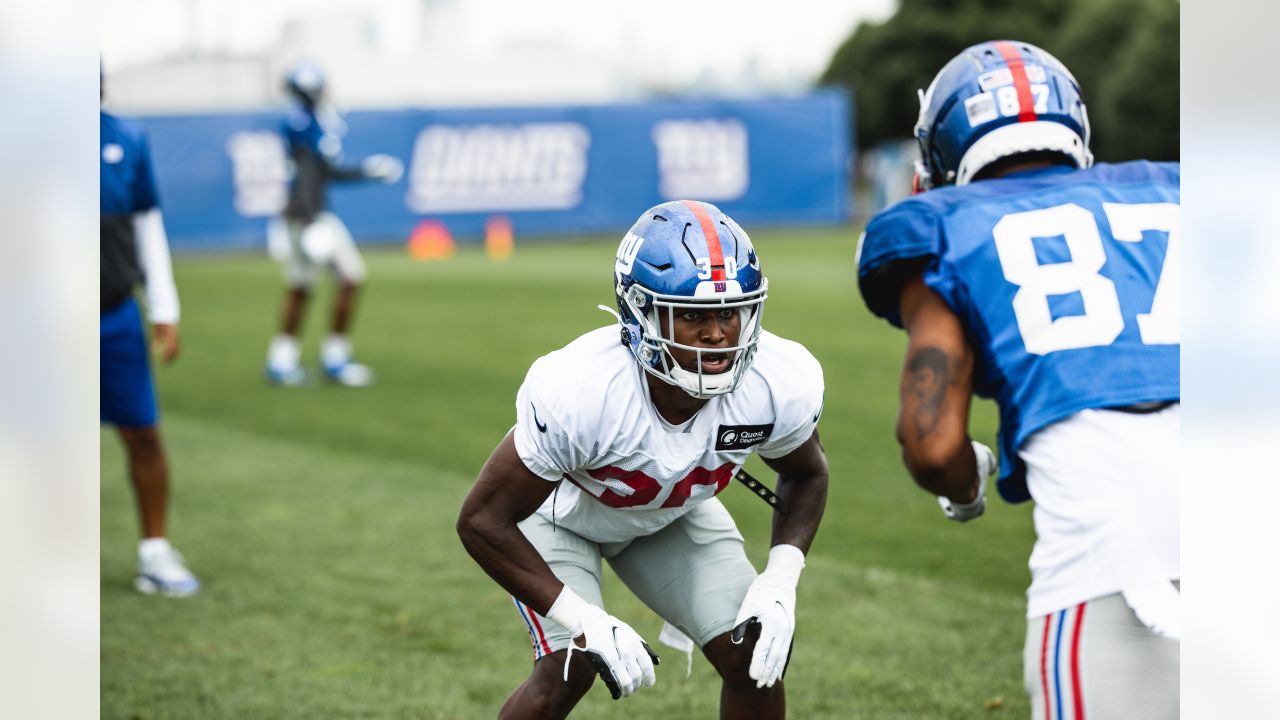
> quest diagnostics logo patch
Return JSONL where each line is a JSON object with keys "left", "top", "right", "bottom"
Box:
{"left": 715, "top": 424, "right": 773, "bottom": 451}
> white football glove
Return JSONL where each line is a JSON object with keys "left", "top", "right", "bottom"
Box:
{"left": 546, "top": 587, "right": 659, "bottom": 700}
{"left": 361, "top": 153, "right": 404, "bottom": 184}
{"left": 938, "top": 441, "right": 997, "bottom": 522}
{"left": 731, "top": 544, "right": 805, "bottom": 688}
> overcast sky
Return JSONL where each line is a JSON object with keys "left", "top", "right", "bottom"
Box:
{"left": 102, "top": 0, "right": 896, "bottom": 95}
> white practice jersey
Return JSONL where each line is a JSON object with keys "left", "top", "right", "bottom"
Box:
{"left": 513, "top": 326, "right": 824, "bottom": 544}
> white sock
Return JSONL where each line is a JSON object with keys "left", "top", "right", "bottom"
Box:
{"left": 139, "top": 537, "right": 172, "bottom": 561}
{"left": 268, "top": 334, "right": 301, "bottom": 371}
{"left": 322, "top": 334, "right": 352, "bottom": 368}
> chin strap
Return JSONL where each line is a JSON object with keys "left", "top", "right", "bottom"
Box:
{"left": 912, "top": 160, "right": 932, "bottom": 194}
{"left": 599, "top": 305, "right": 632, "bottom": 352}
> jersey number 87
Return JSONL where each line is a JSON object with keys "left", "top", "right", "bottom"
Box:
{"left": 993, "top": 202, "right": 1179, "bottom": 355}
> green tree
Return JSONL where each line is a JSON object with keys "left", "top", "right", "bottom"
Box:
{"left": 820, "top": 0, "right": 1178, "bottom": 161}
{"left": 1053, "top": 0, "right": 1179, "bottom": 160}
{"left": 820, "top": 0, "right": 1063, "bottom": 149}
{"left": 1093, "top": 0, "right": 1179, "bottom": 160}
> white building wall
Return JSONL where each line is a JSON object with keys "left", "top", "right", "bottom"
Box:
{"left": 102, "top": 0, "right": 891, "bottom": 113}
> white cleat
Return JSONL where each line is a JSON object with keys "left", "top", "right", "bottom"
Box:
{"left": 135, "top": 545, "right": 200, "bottom": 597}
{"left": 323, "top": 361, "right": 374, "bottom": 387}
{"left": 266, "top": 364, "right": 307, "bottom": 387}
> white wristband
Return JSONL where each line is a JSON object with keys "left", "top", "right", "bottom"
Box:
{"left": 764, "top": 544, "right": 806, "bottom": 587}
{"left": 546, "top": 586, "right": 589, "bottom": 637}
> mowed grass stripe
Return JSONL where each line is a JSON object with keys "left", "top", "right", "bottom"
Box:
{"left": 102, "top": 413, "right": 510, "bottom": 718}
{"left": 101, "top": 414, "right": 1025, "bottom": 718}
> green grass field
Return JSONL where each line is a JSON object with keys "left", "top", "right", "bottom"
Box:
{"left": 102, "top": 227, "right": 1035, "bottom": 719}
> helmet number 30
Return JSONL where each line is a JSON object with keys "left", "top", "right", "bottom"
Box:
{"left": 993, "top": 202, "right": 1179, "bottom": 355}
{"left": 695, "top": 256, "right": 738, "bottom": 280}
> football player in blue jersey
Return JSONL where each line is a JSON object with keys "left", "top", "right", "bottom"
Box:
{"left": 857, "top": 41, "right": 1178, "bottom": 719}
{"left": 264, "top": 63, "right": 403, "bottom": 387}
{"left": 101, "top": 71, "right": 200, "bottom": 596}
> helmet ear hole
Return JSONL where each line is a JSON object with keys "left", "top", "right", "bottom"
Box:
{"left": 628, "top": 286, "right": 648, "bottom": 309}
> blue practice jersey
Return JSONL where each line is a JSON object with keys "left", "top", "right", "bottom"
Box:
{"left": 101, "top": 111, "right": 159, "bottom": 215}
{"left": 281, "top": 106, "right": 364, "bottom": 221}
{"left": 858, "top": 161, "right": 1180, "bottom": 502}
{"left": 283, "top": 107, "right": 331, "bottom": 157}
{"left": 100, "top": 110, "right": 160, "bottom": 311}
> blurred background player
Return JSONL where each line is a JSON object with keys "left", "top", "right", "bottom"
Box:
{"left": 457, "top": 201, "right": 828, "bottom": 718}
{"left": 857, "top": 41, "right": 1179, "bottom": 719}
{"left": 264, "top": 62, "right": 403, "bottom": 387}
{"left": 101, "top": 70, "right": 200, "bottom": 597}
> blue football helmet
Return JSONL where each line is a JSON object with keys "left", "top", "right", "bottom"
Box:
{"left": 284, "top": 62, "right": 326, "bottom": 108}
{"left": 610, "top": 200, "right": 768, "bottom": 398}
{"left": 914, "top": 40, "right": 1092, "bottom": 189}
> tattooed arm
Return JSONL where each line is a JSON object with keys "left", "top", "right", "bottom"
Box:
{"left": 895, "top": 273, "right": 982, "bottom": 504}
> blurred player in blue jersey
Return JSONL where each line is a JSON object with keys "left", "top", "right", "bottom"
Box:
{"left": 101, "top": 73, "right": 200, "bottom": 596}
{"left": 264, "top": 63, "right": 403, "bottom": 387}
{"left": 857, "top": 41, "right": 1178, "bottom": 719}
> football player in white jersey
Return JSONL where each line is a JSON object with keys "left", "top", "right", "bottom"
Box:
{"left": 458, "top": 200, "right": 829, "bottom": 719}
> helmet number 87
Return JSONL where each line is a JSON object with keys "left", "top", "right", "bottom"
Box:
{"left": 996, "top": 83, "right": 1050, "bottom": 116}
{"left": 993, "top": 202, "right": 1179, "bottom": 355}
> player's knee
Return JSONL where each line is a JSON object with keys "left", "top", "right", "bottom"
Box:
{"left": 704, "top": 632, "right": 757, "bottom": 689}
{"left": 120, "top": 426, "right": 163, "bottom": 460}
{"left": 525, "top": 653, "right": 594, "bottom": 713}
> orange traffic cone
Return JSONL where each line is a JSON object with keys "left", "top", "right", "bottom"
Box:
{"left": 407, "top": 219, "right": 455, "bottom": 261}
{"left": 485, "top": 216, "right": 514, "bottom": 262}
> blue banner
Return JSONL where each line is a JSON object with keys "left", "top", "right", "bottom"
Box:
{"left": 136, "top": 91, "right": 852, "bottom": 252}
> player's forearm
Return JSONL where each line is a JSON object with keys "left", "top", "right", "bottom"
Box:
{"left": 896, "top": 337, "right": 978, "bottom": 502}
{"left": 456, "top": 509, "right": 563, "bottom": 615}
{"left": 133, "top": 208, "right": 180, "bottom": 324}
{"left": 325, "top": 160, "right": 369, "bottom": 182}
{"left": 770, "top": 471, "right": 827, "bottom": 554}
{"left": 899, "top": 436, "right": 979, "bottom": 503}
